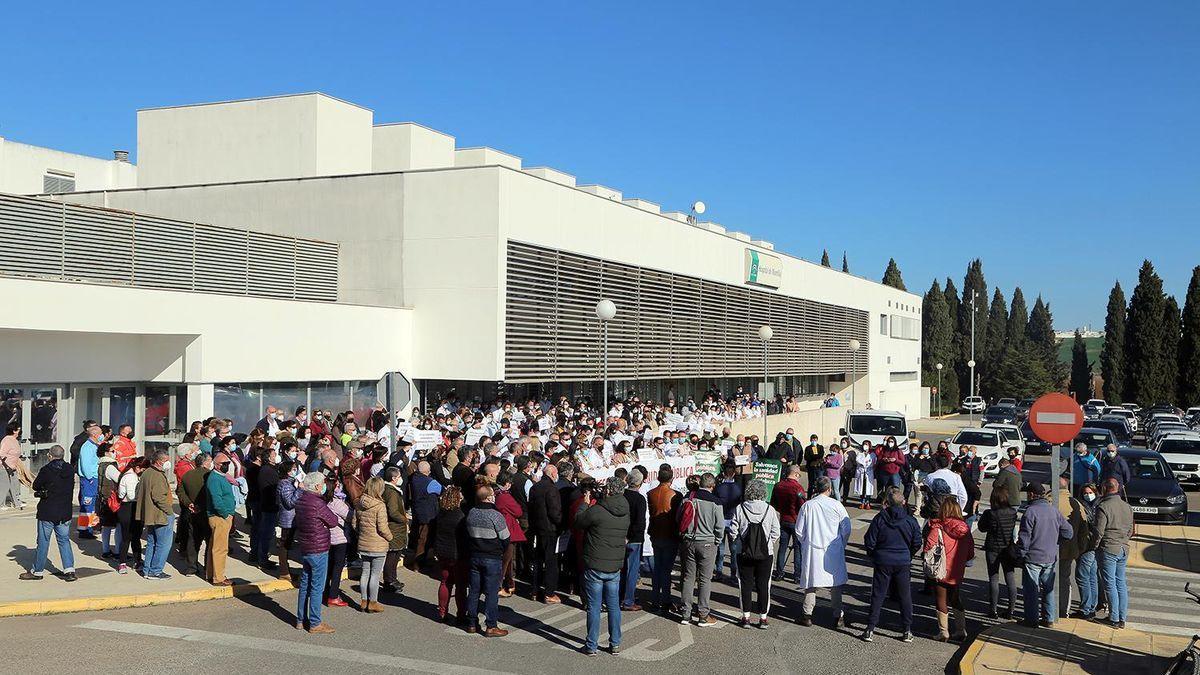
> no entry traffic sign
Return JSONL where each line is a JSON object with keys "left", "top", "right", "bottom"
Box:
{"left": 1028, "top": 393, "right": 1084, "bottom": 445}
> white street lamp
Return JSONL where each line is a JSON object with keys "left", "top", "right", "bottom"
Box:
{"left": 758, "top": 325, "right": 773, "bottom": 440}
{"left": 935, "top": 362, "right": 944, "bottom": 416}
{"left": 967, "top": 358, "right": 977, "bottom": 424}
{"left": 595, "top": 300, "right": 617, "bottom": 418}
{"left": 849, "top": 339, "right": 861, "bottom": 411}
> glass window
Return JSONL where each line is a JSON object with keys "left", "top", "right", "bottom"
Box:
{"left": 310, "top": 381, "right": 350, "bottom": 418}
{"left": 214, "top": 383, "right": 262, "bottom": 435}
{"left": 351, "top": 379, "right": 381, "bottom": 427}
{"left": 174, "top": 386, "right": 189, "bottom": 430}
{"left": 110, "top": 387, "right": 136, "bottom": 431}
{"left": 145, "top": 386, "right": 171, "bottom": 437}
{"left": 30, "top": 389, "right": 58, "bottom": 444}
{"left": 263, "top": 383, "right": 308, "bottom": 421}
{"left": 880, "top": 314, "right": 889, "bottom": 336}
{"left": 1, "top": 389, "right": 22, "bottom": 431}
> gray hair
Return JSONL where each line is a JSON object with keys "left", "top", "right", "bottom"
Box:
{"left": 301, "top": 472, "right": 327, "bottom": 493}
{"left": 882, "top": 485, "right": 905, "bottom": 508}
{"left": 152, "top": 448, "right": 170, "bottom": 464}
{"left": 49, "top": 444, "right": 65, "bottom": 460}
{"left": 603, "top": 476, "right": 627, "bottom": 498}
{"left": 197, "top": 453, "right": 214, "bottom": 468}
{"left": 627, "top": 470, "right": 644, "bottom": 489}
{"left": 744, "top": 479, "right": 767, "bottom": 502}
{"left": 699, "top": 472, "right": 717, "bottom": 490}
{"left": 811, "top": 476, "right": 832, "bottom": 496}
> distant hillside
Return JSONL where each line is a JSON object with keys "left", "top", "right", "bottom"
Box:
{"left": 1057, "top": 336, "right": 1105, "bottom": 366}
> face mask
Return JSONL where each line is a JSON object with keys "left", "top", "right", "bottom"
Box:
{"left": 274, "top": 413, "right": 283, "bottom": 420}
{"left": 1084, "top": 493, "right": 1096, "bottom": 502}
{"left": 161, "top": 460, "right": 171, "bottom": 472}
{"left": 287, "top": 451, "right": 298, "bottom": 460}
{"left": 1106, "top": 450, "right": 1117, "bottom": 457}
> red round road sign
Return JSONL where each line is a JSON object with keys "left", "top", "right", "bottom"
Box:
{"left": 1028, "top": 393, "right": 1084, "bottom": 445}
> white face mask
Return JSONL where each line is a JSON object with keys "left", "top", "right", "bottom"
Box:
{"left": 160, "top": 460, "right": 171, "bottom": 473}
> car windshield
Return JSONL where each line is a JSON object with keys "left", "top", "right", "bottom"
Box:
{"left": 1128, "top": 457, "right": 1171, "bottom": 480}
{"left": 1159, "top": 439, "right": 1200, "bottom": 456}
{"left": 985, "top": 406, "right": 1011, "bottom": 415}
{"left": 999, "top": 429, "right": 1020, "bottom": 442}
{"left": 953, "top": 430, "right": 1000, "bottom": 446}
{"left": 849, "top": 415, "right": 906, "bottom": 436}
{"left": 1074, "top": 432, "right": 1111, "bottom": 447}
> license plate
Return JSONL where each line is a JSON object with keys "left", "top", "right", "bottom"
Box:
{"left": 1130, "top": 506, "right": 1156, "bottom": 514}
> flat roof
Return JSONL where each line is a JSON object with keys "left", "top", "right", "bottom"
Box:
{"left": 137, "top": 92, "right": 372, "bottom": 114}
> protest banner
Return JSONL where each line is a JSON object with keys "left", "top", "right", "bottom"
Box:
{"left": 412, "top": 429, "right": 442, "bottom": 451}
{"left": 753, "top": 459, "right": 783, "bottom": 500}
{"left": 465, "top": 428, "right": 487, "bottom": 446}
{"left": 693, "top": 450, "right": 722, "bottom": 477}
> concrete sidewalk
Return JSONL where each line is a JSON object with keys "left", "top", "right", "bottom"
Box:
{"left": 0, "top": 508, "right": 307, "bottom": 617}
{"left": 961, "top": 618, "right": 1195, "bottom": 674}
{"left": 1129, "top": 524, "right": 1200, "bottom": 574}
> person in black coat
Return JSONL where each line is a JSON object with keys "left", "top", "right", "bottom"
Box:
{"left": 977, "top": 485, "right": 1019, "bottom": 619}
{"left": 20, "top": 445, "right": 77, "bottom": 581}
{"left": 255, "top": 450, "right": 281, "bottom": 570}
{"left": 622, "top": 470, "right": 649, "bottom": 610}
{"left": 528, "top": 464, "right": 563, "bottom": 602}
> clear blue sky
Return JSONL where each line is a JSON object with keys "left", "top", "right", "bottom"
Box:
{"left": 2, "top": 2, "right": 1197, "bottom": 328}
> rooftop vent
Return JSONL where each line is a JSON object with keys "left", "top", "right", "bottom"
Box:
{"left": 113, "top": 150, "right": 130, "bottom": 162}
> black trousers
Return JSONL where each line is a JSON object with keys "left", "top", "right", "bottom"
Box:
{"left": 384, "top": 549, "right": 402, "bottom": 586}
{"left": 532, "top": 532, "right": 559, "bottom": 597}
{"left": 181, "top": 512, "right": 210, "bottom": 570}
{"left": 116, "top": 502, "right": 142, "bottom": 566}
{"left": 177, "top": 509, "right": 191, "bottom": 556}
{"left": 736, "top": 555, "right": 773, "bottom": 615}
{"left": 324, "top": 542, "right": 348, "bottom": 600}
{"left": 866, "top": 563, "right": 913, "bottom": 631}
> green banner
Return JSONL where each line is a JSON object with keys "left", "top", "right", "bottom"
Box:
{"left": 693, "top": 450, "right": 722, "bottom": 477}
{"left": 752, "top": 459, "right": 783, "bottom": 501}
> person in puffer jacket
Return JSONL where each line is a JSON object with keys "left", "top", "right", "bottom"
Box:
{"left": 275, "top": 460, "right": 302, "bottom": 580}
{"left": 574, "top": 476, "right": 631, "bottom": 655}
{"left": 859, "top": 486, "right": 921, "bottom": 642}
{"left": 294, "top": 473, "right": 340, "bottom": 634}
{"left": 924, "top": 498, "right": 974, "bottom": 643}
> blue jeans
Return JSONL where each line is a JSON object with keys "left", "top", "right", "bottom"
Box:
{"left": 1098, "top": 549, "right": 1128, "bottom": 623}
{"left": 253, "top": 510, "right": 277, "bottom": 563}
{"left": 143, "top": 516, "right": 176, "bottom": 576}
{"left": 622, "top": 543, "right": 642, "bottom": 608}
{"left": 881, "top": 472, "right": 903, "bottom": 489}
{"left": 650, "top": 538, "right": 678, "bottom": 606}
{"left": 34, "top": 520, "right": 75, "bottom": 574}
{"left": 715, "top": 520, "right": 740, "bottom": 579}
{"left": 468, "top": 556, "right": 502, "bottom": 629}
{"left": 829, "top": 477, "right": 841, "bottom": 500}
{"left": 1023, "top": 561, "right": 1057, "bottom": 623}
{"left": 298, "top": 552, "right": 329, "bottom": 628}
{"left": 584, "top": 568, "right": 622, "bottom": 652}
{"left": 775, "top": 523, "right": 801, "bottom": 580}
{"left": 1075, "top": 551, "right": 1098, "bottom": 615}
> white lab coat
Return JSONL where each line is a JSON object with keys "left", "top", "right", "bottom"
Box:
{"left": 855, "top": 450, "right": 877, "bottom": 499}
{"left": 796, "top": 494, "right": 851, "bottom": 588}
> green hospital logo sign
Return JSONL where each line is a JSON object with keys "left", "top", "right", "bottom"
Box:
{"left": 745, "top": 249, "right": 782, "bottom": 288}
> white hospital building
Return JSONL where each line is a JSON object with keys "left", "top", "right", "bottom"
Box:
{"left": 0, "top": 93, "right": 924, "bottom": 468}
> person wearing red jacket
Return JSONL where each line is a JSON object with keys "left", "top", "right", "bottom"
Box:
{"left": 113, "top": 425, "right": 138, "bottom": 472}
{"left": 769, "top": 465, "right": 807, "bottom": 582}
{"left": 924, "top": 498, "right": 974, "bottom": 642}
{"left": 877, "top": 436, "right": 907, "bottom": 490}
{"left": 494, "top": 471, "right": 526, "bottom": 598}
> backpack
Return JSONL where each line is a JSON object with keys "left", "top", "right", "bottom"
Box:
{"left": 678, "top": 494, "right": 697, "bottom": 537}
{"left": 740, "top": 506, "right": 771, "bottom": 561}
{"left": 923, "top": 526, "right": 947, "bottom": 581}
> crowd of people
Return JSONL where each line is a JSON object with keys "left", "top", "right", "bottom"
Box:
{"left": 12, "top": 390, "right": 1136, "bottom": 650}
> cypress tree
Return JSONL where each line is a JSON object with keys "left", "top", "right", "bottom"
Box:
{"left": 882, "top": 258, "right": 907, "bottom": 290}
{"left": 1007, "top": 287, "right": 1029, "bottom": 342}
{"left": 1179, "top": 267, "right": 1200, "bottom": 407}
{"left": 1099, "top": 282, "right": 1126, "bottom": 403}
{"left": 958, "top": 260, "right": 987, "bottom": 398}
{"left": 1027, "top": 296, "right": 1062, "bottom": 387}
{"left": 1124, "top": 260, "right": 1169, "bottom": 406}
{"left": 821, "top": 250, "right": 831, "bottom": 267}
{"left": 1070, "top": 330, "right": 1092, "bottom": 403}
{"left": 841, "top": 252, "right": 849, "bottom": 273}
{"left": 991, "top": 339, "right": 1051, "bottom": 399}
{"left": 1163, "top": 295, "right": 1181, "bottom": 406}
{"left": 982, "top": 288, "right": 1009, "bottom": 396}
{"left": 921, "top": 280, "right": 957, "bottom": 411}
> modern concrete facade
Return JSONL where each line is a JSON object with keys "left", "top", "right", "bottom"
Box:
{"left": 2, "top": 92, "right": 924, "bottom": 468}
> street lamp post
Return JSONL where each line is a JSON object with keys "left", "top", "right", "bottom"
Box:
{"left": 849, "top": 339, "right": 861, "bottom": 411}
{"left": 970, "top": 291, "right": 977, "bottom": 421}
{"left": 758, "top": 325, "right": 773, "bottom": 441}
{"left": 967, "top": 358, "right": 977, "bottom": 425}
{"left": 935, "top": 362, "right": 943, "bottom": 416}
{"left": 595, "top": 300, "right": 617, "bottom": 419}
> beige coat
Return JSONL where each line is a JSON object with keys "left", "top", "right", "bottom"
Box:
{"left": 355, "top": 494, "right": 393, "bottom": 554}
{"left": 135, "top": 465, "right": 174, "bottom": 526}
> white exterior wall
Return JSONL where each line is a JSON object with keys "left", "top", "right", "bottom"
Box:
{"left": 0, "top": 137, "right": 136, "bottom": 194}
{"left": 372, "top": 123, "right": 455, "bottom": 172}
{"left": 0, "top": 277, "right": 413, "bottom": 385}
{"left": 136, "top": 94, "right": 373, "bottom": 187}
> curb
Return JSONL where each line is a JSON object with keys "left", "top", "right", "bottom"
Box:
{"left": 0, "top": 577, "right": 297, "bottom": 618}
{"left": 958, "top": 632, "right": 986, "bottom": 675}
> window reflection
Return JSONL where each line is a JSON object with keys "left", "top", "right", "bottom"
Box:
{"left": 110, "top": 387, "right": 136, "bottom": 431}
{"left": 145, "top": 386, "right": 171, "bottom": 436}
{"left": 31, "top": 389, "right": 57, "bottom": 443}
{"left": 214, "top": 383, "right": 262, "bottom": 435}
{"left": 1, "top": 389, "right": 21, "bottom": 431}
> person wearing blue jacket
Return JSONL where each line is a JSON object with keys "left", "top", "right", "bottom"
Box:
{"left": 1016, "top": 482, "right": 1073, "bottom": 627}
{"left": 1098, "top": 445, "right": 1132, "bottom": 492}
{"left": 859, "top": 486, "right": 921, "bottom": 642}
{"left": 76, "top": 424, "right": 103, "bottom": 538}
{"left": 713, "top": 464, "right": 744, "bottom": 583}
{"left": 1071, "top": 444, "right": 1101, "bottom": 494}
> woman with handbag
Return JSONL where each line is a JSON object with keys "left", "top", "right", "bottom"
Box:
{"left": 923, "top": 498, "right": 974, "bottom": 642}
{"left": 977, "top": 485, "right": 1018, "bottom": 619}
{"left": 1, "top": 422, "right": 25, "bottom": 509}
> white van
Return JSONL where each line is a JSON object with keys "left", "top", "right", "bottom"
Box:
{"left": 840, "top": 409, "right": 912, "bottom": 449}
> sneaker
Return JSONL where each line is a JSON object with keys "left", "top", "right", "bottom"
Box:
{"left": 583, "top": 648, "right": 598, "bottom": 657}
{"left": 1039, "top": 620, "right": 1054, "bottom": 629}
{"left": 117, "top": 564, "right": 129, "bottom": 575}
{"left": 738, "top": 617, "right": 751, "bottom": 629}
{"left": 18, "top": 572, "right": 43, "bottom": 581}
{"left": 697, "top": 616, "right": 717, "bottom": 628}
{"left": 858, "top": 629, "right": 873, "bottom": 642}
{"left": 834, "top": 614, "right": 845, "bottom": 628}
{"left": 900, "top": 632, "right": 914, "bottom": 643}
{"left": 156, "top": 573, "right": 172, "bottom": 580}
{"left": 799, "top": 615, "right": 813, "bottom": 627}
{"left": 608, "top": 645, "right": 621, "bottom": 655}
{"left": 1117, "top": 621, "right": 1126, "bottom": 629}
{"left": 758, "top": 617, "right": 770, "bottom": 629}
{"left": 63, "top": 572, "right": 77, "bottom": 582}
{"left": 307, "top": 623, "right": 336, "bottom": 634}
{"left": 679, "top": 617, "right": 690, "bottom": 626}
{"left": 101, "top": 551, "right": 116, "bottom": 560}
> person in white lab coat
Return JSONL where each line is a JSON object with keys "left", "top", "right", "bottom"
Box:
{"left": 855, "top": 442, "right": 877, "bottom": 510}
{"left": 796, "top": 476, "right": 852, "bottom": 627}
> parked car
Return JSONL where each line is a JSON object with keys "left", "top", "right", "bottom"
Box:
{"left": 1020, "top": 419, "right": 1052, "bottom": 455}
{"left": 1118, "top": 448, "right": 1187, "bottom": 524}
{"left": 1082, "top": 404, "right": 1104, "bottom": 419}
{"left": 1120, "top": 402, "right": 1142, "bottom": 414}
{"left": 1072, "top": 427, "right": 1117, "bottom": 455}
{"left": 948, "top": 427, "right": 1005, "bottom": 477}
{"left": 839, "top": 409, "right": 913, "bottom": 449}
{"left": 1154, "top": 433, "right": 1200, "bottom": 489}
{"left": 1015, "top": 398, "right": 1035, "bottom": 420}
{"left": 982, "top": 404, "right": 1018, "bottom": 425}
{"left": 1089, "top": 417, "right": 1133, "bottom": 445}
{"left": 1103, "top": 407, "right": 1138, "bottom": 433}
{"left": 1150, "top": 422, "right": 1191, "bottom": 447}
{"left": 1086, "top": 398, "right": 1108, "bottom": 410}
{"left": 983, "top": 422, "right": 1026, "bottom": 459}
{"left": 996, "top": 397, "right": 1017, "bottom": 407}
{"left": 961, "top": 396, "right": 986, "bottom": 414}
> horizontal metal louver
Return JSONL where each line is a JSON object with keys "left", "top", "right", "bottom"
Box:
{"left": 504, "top": 240, "right": 869, "bottom": 384}
{"left": 0, "top": 193, "right": 338, "bottom": 303}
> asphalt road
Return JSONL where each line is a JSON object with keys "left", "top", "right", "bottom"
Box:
{"left": 0, "top": 424, "right": 1195, "bottom": 674}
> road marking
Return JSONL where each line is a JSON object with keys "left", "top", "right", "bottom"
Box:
{"left": 622, "top": 622, "right": 695, "bottom": 661}
{"left": 78, "top": 619, "right": 514, "bottom": 675}
{"left": 1124, "top": 621, "right": 1200, "bottom": 637}
{"left": 1125, "top": 608, "right": 1200, "bottom": 624}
